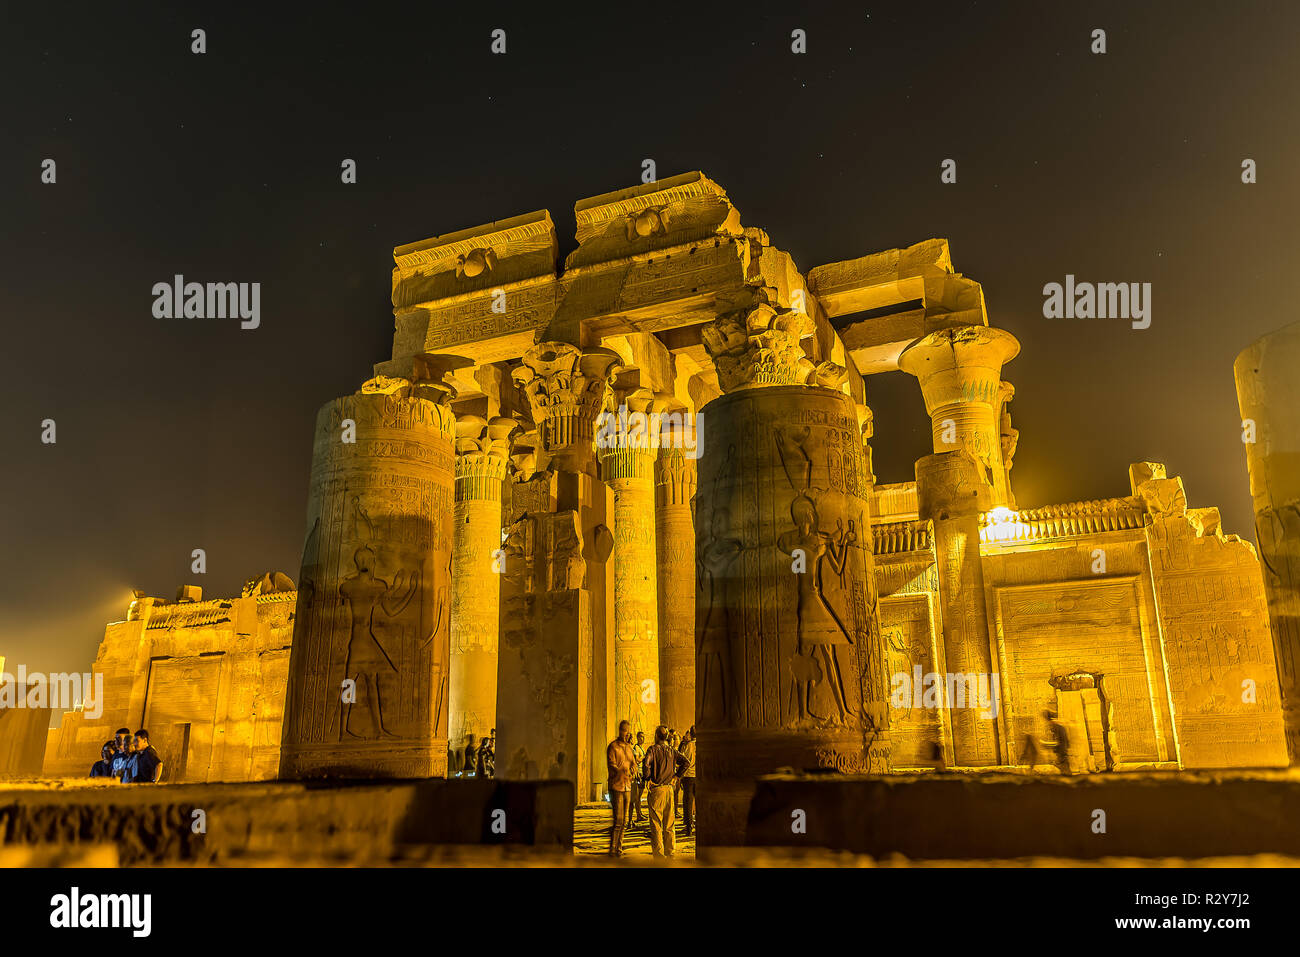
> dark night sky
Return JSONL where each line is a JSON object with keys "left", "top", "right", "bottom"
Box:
{"left": 3, "top": 2, "right": 1297, "bottom": 676}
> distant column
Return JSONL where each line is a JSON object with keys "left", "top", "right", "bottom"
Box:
{"left": 281, "top": 374, "right": 456, "bottom": 778}
{"left": 655, "top": 416, "right": 697, "bottom": 734}
{"left": 448, "top": 415, "right": 519, "bottom": 767}
{"left": 900, "top": 327, "right": 1017, "bottom": 767}
{"left": 1236, "top": 320, "right": 1300, "bottom": 762}
{"left": 898, "top": 327, "right": 1020, "bottom": 508}
{"left": 597, "top": 390, "right": 664, "bottom": 738}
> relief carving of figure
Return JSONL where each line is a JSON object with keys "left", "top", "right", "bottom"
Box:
{"left": 697, "top": 505, "right": 742, "bottom": 726}
{"left": 340, "top": 545, "right": 418, "bottom": 740}
{"left": 778, "top": 494, "right": 860, "bottom": 725}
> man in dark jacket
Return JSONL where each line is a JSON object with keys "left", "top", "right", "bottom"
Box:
{"left": 122, "top": 729, "right": 163, "bottom": 783}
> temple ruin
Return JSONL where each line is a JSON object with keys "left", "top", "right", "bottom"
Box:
{"left": 39, "top": 173, "right": 1290, "bottom": 846}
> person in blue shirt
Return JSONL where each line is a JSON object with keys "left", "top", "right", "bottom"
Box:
{"left": 110, "top": 729, "right": 133, "bottom": 779}
{"left": 88, "top": 741, "right": 117, "bottom": 778}
{"left": 121, "top": 729, "right": 163, "bottom": 783}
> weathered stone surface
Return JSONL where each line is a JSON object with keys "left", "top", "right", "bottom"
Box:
{"left": 43, "top": 592, "right": 295, "bottom": 782}
{"left": 281, "top": 380, "right": 455, "bottom": 778}
{"left": 448, "top": 413, "right": 518, "bottom": 760}
{"left": 0, "top": 660, "right": 50, "bottom": 779}
{"left": 744, "top": 771, "right": 1300, "bottom": 859}
{"left": 656, "top": 439, "right": 697, "bottom": 734}
{"left": 1237, "top": 320, "right": 1300, "bottom": 762}
{"left": 694, "top": 382, "right": 885, "bottom": 845}
{"left": 0, "top": 778, "right": 573, "bottom": 865}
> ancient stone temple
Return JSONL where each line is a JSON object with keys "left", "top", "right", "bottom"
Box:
{"left": 41, "top": 172, "right": 1288, "bottom": 847}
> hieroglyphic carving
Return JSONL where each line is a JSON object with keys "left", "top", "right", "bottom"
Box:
{"left": 656, "top": 435, "right": 698, "bottom": 733}
{"left": 512, "top": 342, "right": 621, "bottom": 475}
{"left": 281, "top": 381, "right": 455, "bottom": 778}
{"left": 694, "top": 384, "right": 884, "bottom": 845}
{"left": 700, "top": 304, "right": 816, "bottom": 393}
{"left": 448, "top": 413, "right": 522, "bottom": 756}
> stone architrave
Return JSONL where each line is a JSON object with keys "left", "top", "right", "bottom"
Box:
{"left": 280, "top": 374, "right": 456, "bottom": 778}
{"left": 898, "top": 326, "right": 1020, "bottom": 508}
{"left": 448, "top": 413, "right": 520, "bottom": 765}
{"left": 694, "top": 303, "right": 886, "bottom": 845}
{"left": 655, "top": 412, "right": 698, "bottom": 734}
{"left": 1236, "top": 321, "right": 1300, "bottom": 762}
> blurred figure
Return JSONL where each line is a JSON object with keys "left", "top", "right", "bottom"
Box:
{"left": 475, "top": 736, "right": 495, "bottom": 779}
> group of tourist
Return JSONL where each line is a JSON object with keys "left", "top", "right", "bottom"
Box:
{"left": 87, "top": 728, "right": 163, "bottom": 784}
{"left": 607, "top": 722, "right": 696, "bottom": 857}
{"left": 448, "top": 728, "right": 496, "bottom": 779}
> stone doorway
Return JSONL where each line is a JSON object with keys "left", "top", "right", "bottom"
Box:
{"left": 1048, "top": 672, "right": 1117, "bottom": 772}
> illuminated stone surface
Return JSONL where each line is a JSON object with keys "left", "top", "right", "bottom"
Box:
{"left": 280, "top": 377, "right": 456, "bottom": 778}
{"left": 448, "top": 414, "right": 517, "bottom": 756}
{"left": 1237, "top": 320, "right": 1300, "bottom": 762}
{"left": 38, "top": 175, "right": 1289, "bottom": 851}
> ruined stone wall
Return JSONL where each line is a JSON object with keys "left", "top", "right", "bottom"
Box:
{"left": 43, "top": 594, "right": 295, "bottom": 782}
{"left": 872, "top": 469, "right": 1286, "bottom": 771}
{"left": 980, "top": 535, "right": 1175, "bottom": 767}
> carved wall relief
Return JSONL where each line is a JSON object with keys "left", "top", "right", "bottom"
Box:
{"left": 281, "top": 385, "right": 455, "bottom": 779}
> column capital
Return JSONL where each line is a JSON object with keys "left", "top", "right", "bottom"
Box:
{"left": 700, "top": 304, "right": 844, "bottom": 393}
{"left": 454, "top": 415, "right": 521, "bottom": 501}
{"left": 512, "top": 342, "right": 622, "bottom": 474}
{"left": 897, "top": 326, "right": 1020, "bottom": 410}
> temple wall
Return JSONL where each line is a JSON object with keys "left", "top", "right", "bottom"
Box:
{"left": 1145, "top": 510, "right": 1287, "bottom": 768}
{"left": 873, "top": 470, "right": 1288, "bottom": 771}
{"left": 43, "top": 593, "right": 295, "bottom": 782}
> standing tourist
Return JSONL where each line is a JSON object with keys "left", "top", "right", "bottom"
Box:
{"left": 642, "top": 726, "right": 688, "bottom": 857}
{"left": 606, "top": 720, "right": 636, "bottom": 857}
{"left": 678, "top": 726, "right": 697, "bottom": 836}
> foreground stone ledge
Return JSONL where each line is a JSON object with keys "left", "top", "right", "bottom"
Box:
{"left": 0, "top": 778, "right": 572, "bottom": 866}
{"left": 745, "top": 770, "right": 1300, "bottom": 860}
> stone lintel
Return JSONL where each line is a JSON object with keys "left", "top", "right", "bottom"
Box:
{"left": 390, "top": 240, "right": 757, "bottom": 367}
{"left": 392, "top": 210, "right": 557, "bottom": 310}
{"left": 806, "top": 238, "right": 954, "bottom": 317}
{"left": 567, "top": 171, "right": 744, "bottom": 270}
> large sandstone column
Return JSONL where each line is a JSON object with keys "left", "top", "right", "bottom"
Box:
{"left": 448, "top": 415, "right": 518, "bottom": 765}
{"left": 281, "top": 375, "right": 456, "bottom": 778}
{"left": 655, "top": 427, "right": 697, "bottom": 734}
{"left": 1236, "top": 320, "right": 1300, "bottom": 762}
{"left": 900, "top": 326, "right": 1016, "bottom": 767}
{"left": 694, "top": 304, "right": 887, "bottom": 845}
{"left": 899, "top": 326, "right": 1020, "bottom": 508}
{"left": 914, "top": 450, "right": 999, "bottom": 766}
{"left": 597, "top": 390, "right": 663, "bottom": 737}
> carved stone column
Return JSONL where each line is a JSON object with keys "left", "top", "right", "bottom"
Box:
{"left": 281, "top": 374, "right": 456, "bottom": 778}
{"left": 597, "top": 389, "right": 665, "bottom": 737}
{"left": 507, "top": 342, "right": 621, "bottom": 799}
{"left": 655, "top": 414, "right": 698, "bottom": 734}
{"left": 1236, "top": 321, "right": 1300, "bottom": 762}
{"left": 915, "top": 450, "right": 999, "bottom": 767}
{"left": 694, "top": 304, "right": 886, "bottom": 845}
{"left": 996, "top": 380, "right": 1018, "bottom": 508}
{"left": 448, "top": 414, "right": 519, "bottom": 767}
{"left": 898, "top": 326, "right": 1020, "bottom": 508}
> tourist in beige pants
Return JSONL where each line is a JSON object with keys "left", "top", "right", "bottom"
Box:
{"left": 642, "top": 726, "right": 689, "bottom": 857}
